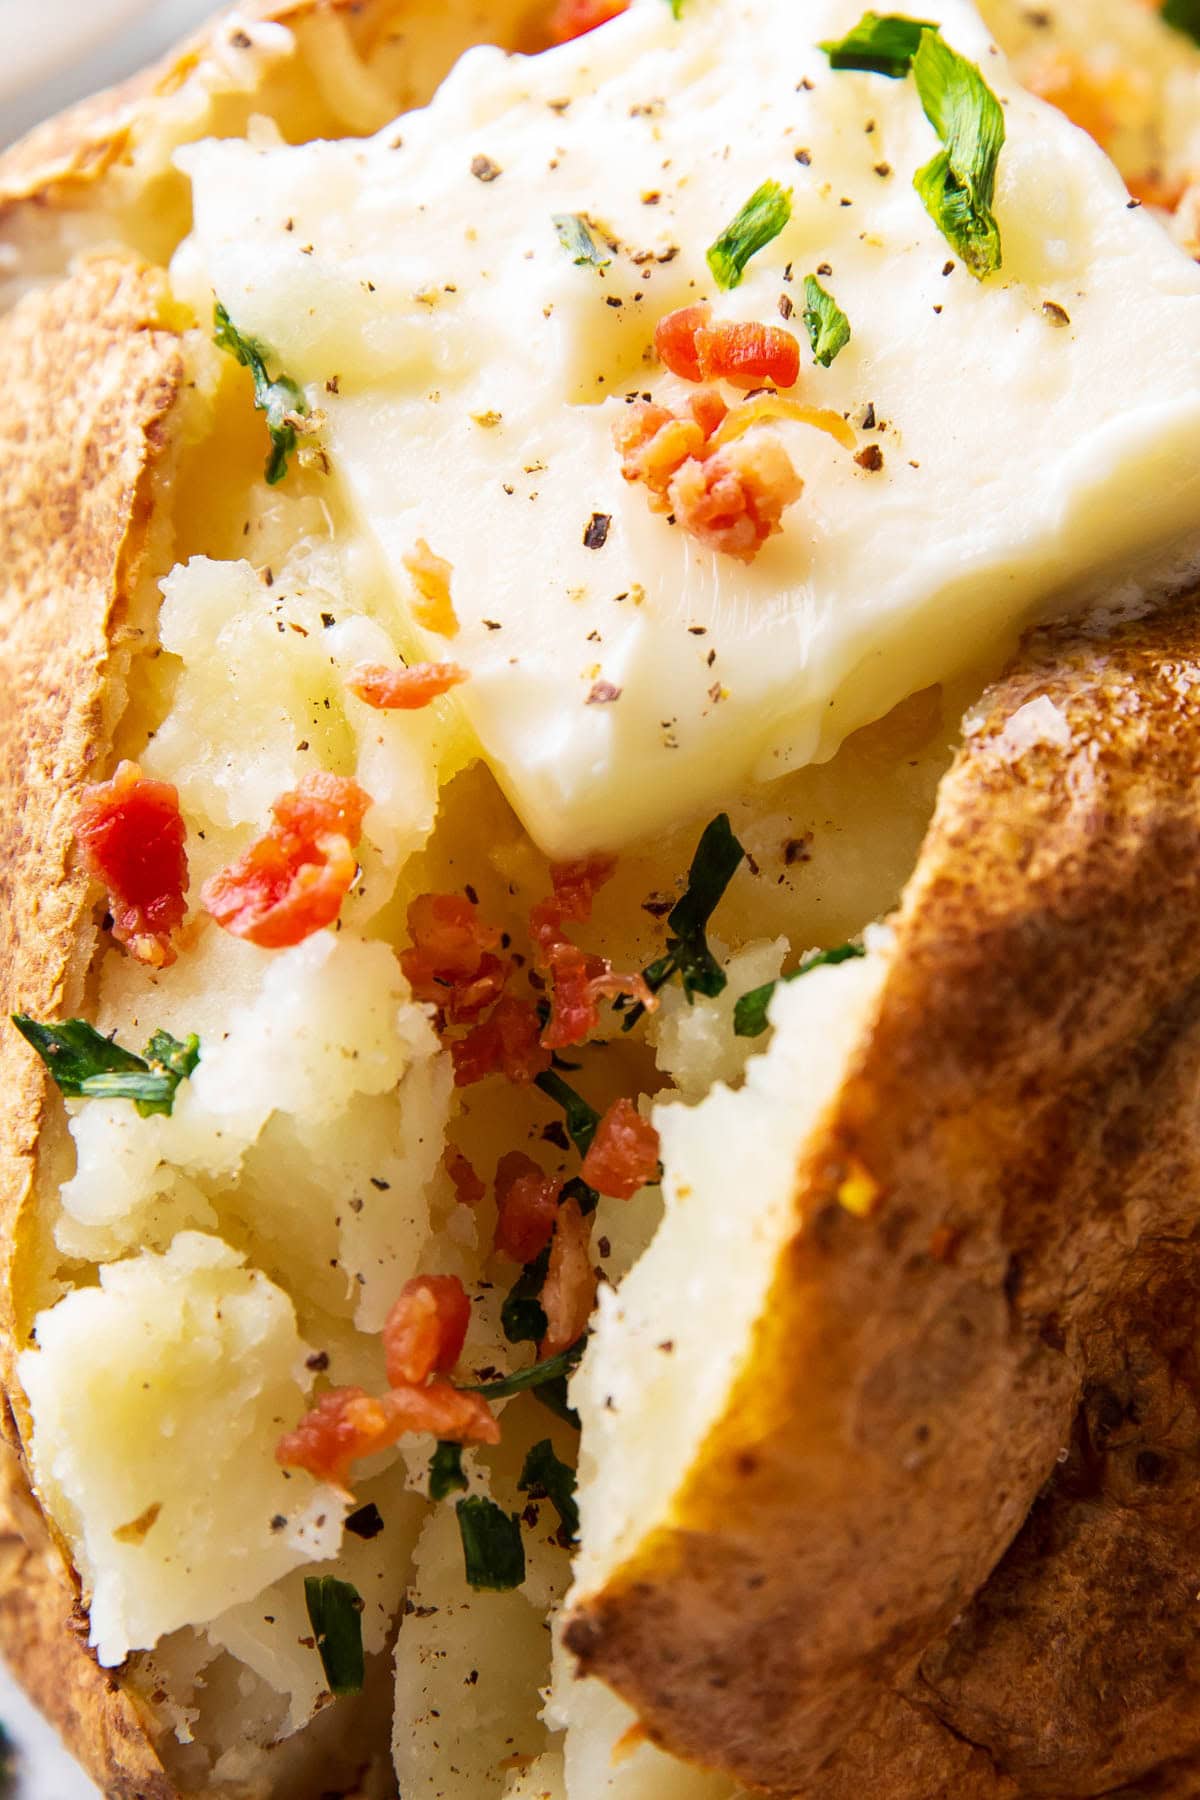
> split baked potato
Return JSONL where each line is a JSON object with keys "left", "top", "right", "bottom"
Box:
{"left": 2, "top": 2, "right": 1200, "bottom": 1798}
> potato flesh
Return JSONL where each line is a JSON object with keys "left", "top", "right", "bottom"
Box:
{"left": 570, "top": 948, "right": 890, "bottom": 1594}
{"left": 17, "top": 1233, "right": 343, "bottom": 1666}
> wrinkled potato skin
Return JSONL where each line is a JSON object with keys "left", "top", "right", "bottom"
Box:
{"left": 566, "top": 596, "right": 1200, "bottom": 1798}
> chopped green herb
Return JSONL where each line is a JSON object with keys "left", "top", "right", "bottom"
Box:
{"left": 911, "top": 30, "right": 1005, "bottom": 279}
{"left": 819, "top": 12, "right": 935, "bottom": 77}
{"left": 12, "top": 1016, "right": 200, "bottom": 1118}
{"left": 502, "top": 1248, "right": 550, "bottom": 1346}
{"left": 802, "top": 276, "right": 852, "bottom": 367}
{"left": 429, "top": 1440, "right": 469, "bottom": 1502}
{"left": 553, "top": 213, "right": 611, "bottom": 268}
{"left": 461, "top": 1340, "right": 585, "bottom": 1401}
{"left": 213, "top": 300, "right": 309, "bottom": 485}
{"left": 623, "top": 814, "right": 745, "bottom": 1028}
{"left": 665, "top": 0, "right": 685, "bottom": 16}
{"left": 303, "top": 1575, "right": 364, "bottom": 1696}
{"left": 733, "top": 942, "right": 867, "bottom": 1039}
{"left": 534, "top": 1069, "right": 600, "bottom": 1158}
{"left": 456, "top": 1496, "right": 526, "bottom": 1591}
{"left": 519, "top": 1440, "right": 580, "bottom": 1542}
{"left": 706, "top": 180, "right": 793, "bottom": 290}
{"left": 1163, "top": 0, "right": 1200, "bottom": 47}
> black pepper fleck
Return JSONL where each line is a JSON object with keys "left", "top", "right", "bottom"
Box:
{"left": 583, "top": 512, "right": 612, "bottom": 549}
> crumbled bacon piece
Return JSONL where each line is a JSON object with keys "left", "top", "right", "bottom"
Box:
{"left": 547, "top": 0, "right": 629, "bottom": 43}
{"left": 403, "top": 540, "right": 459, "bottom": 638}
{"left": 612, "top": 392, "right": 726, "bottom": 509}
{"left": 75, "top": 761, "right": 188, "bottom": 968}
{"left": 445, "top": 1145, "right": 486, "bottom": 1208}
{"left": 654, "top": 304, "right": 712, "bottom": 382}
{"left": 383, "top": 1275, "right": 472, "bottom": 1386}
{"left": 276, "top": 1381, "right": 499, "bottom": 1491}
{"left": 696, "top": 320, "right": 800, "bottom": 391}
{"left": 529, "top": 860, "right": 653, "bottom": 1049}
{"left": 656, "top": 305, "right": 800, "bottom": 391}
{"left": 667, "top": 431, "right": 805, "bottom": 564}
{"left": 494, "top": 1151, "right": 563, "bottom": 1264}
{"left": 347, "top": 661, "right": 468, "bottom": 710}
{"left": 581, "top": 1098, "right": 661, "bottom": 1200}
{"left": 401, "top": 892, "right": 509, "bottom": 1024}
{"left": 201, "top": 772, "right": 370, "bottom": 949}
{"left": 452, "top": 996, "right": 551, "bottom": 1087}
{"left": 539, "top": 1198, "right": 597, "bottom": 1358}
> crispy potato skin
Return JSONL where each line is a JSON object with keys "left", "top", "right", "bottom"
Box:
{"left": 0, "top": 254, "right": 184, "bottom": 1797}
{"left": 564, "top": 597, "right": 1200, "bottom": 1797}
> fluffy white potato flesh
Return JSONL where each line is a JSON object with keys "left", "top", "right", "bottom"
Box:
{"left": 569, "top": 946, "right": 889, "bottom": 1593}
{"left": 175, "top": 0, "right": 1200, "bottom": 858}
{"left": 18, "top": 1234, "right": 344, "bottom": 1667}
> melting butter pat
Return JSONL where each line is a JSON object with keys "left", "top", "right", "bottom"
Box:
{"left": 176, "top": 0, "right": 1200, "bottom": 856}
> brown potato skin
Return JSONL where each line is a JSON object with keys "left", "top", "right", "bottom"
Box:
{"left": 565, "top": 596, "right": 1200, "bottom": 1797}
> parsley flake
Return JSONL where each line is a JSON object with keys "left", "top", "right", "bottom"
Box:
{"left": 733, "top": 942, "right": 867, "bottom": 1039}
{"left": 623, "top": 814, "right": 745, "bottom": 1028}
{"left": 460, "top": 1340, "right": 585, "bottom": 1402}
{"left": 429, "top": 1441, "right": 469, "bottom": 1502}
{"left": 819, "top": 12, "right": 935, "bottom": 76}
{"left": 501, "top": 1249, "right": 550, "bottom": 1346}
{"left": 303, "top": 1576, "right": 364, "bottom": 1696}
{"left": 13, "top": 1016, "right": 200, "bottom": 1118}
{"left": 553, "top": 213, "right": 612, "bottom": 268}
{"left": 802, "top": 276, "right": 852, "bottom": 366}
{"left": 456, "top": 1496, "right": 526, "bottom": 1591}
{"left": 519, "top": 1440, "right": 580, "bottom": 1542}
{"left": 534, "top": 1069, "right": 600, "bottom": 1158}
{"left": 213, "top": 300, "right": 309, "bottom": 485}
{"left": 911, "top": 30, "right": 1005, "bottom": 279}
{"left": 706, "top": 180, "right": 793, "bottom": 290}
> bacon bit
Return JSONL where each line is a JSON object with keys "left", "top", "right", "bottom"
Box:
{"left": 201, "top": 772, "right": 370, "bottom": 949}
{"left": 529, "top": 860, "right": 653, "bottom": 1049}
{"left": 668, "top": 432, "right": 805, "bottom": 564}
{"left": 710, "top": 393, "right": 857, "bottom": 453}
{"left": 403, "top": 540, "right": 459, "bottom": 638}
{"left": 581, "top": 1098, "right": 660, "bottom": 1200}
{"left": 347, "top": 661, "right": 468, "bottom": 710}
{"left": 696, "top": 320, "right": 800, "bottom": 391}
{"left": 655, "top": 304, "right": 800, "bottom": 391}
{"left": 401, "top": 892, "right": 509, "bottom": 1024}
{"left": 383, "top": 1275, "right": 472, "bottom": 1386}
{"left": 276, "top": 1381, "right": 499, "bottom": 1491}
{"left": 445, "top": 1145, "right": 486, "bottom": 1208}
{"left": 654, "top": 304, "right": 712, "bottom": 382}
{"left": 1022, "top": 54, "right": 1135, "bottom": 154}
{"left": 494, "top": 1150, "right": 563, "bottom": 1264}
{"left": 452, "top": 995, "right": 551, "bottom": 1087}
{"left": 75, "top": 761, "right": 189, "bottom": 968}
{"left": 613, "top": 392, "right": 726, "bottom": 509}
{"left": 547, "top": 0, "right": 629, "bottom": 43}
{"left": 539, "top": 1198, "right": 597, "bottom": 1358}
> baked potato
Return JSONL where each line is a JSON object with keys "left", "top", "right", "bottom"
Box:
{"left": 2, "top": 2, "right": 1200, "bottom": 1798}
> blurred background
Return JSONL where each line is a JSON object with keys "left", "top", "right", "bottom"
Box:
{"left": 0, "top": 0, "right": 216, "bottom": 147}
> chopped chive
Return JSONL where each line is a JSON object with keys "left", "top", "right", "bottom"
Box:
{"left": 819, "top": 12, "right": 935, "bottom": 77}
{"left": 213, "top": 300, "right": 309, "bottom": 484}
{"left": 303, "top": 1576, "right": 364, "bottom": 1696}
{"left": 429, "top": 1441, "right": 469, "bottom": 1502}
{"left": 12, "top": 1016, "right": 200, "bottom": 1118}
{"left": 519, "top": 1440, "right": 580, "bottom": 1542}
{"left": 456, "top": 1496, "right": 526, "bottom": 1591}
{"left": 733, "top": 942, "right": 867, "bottom": 1039}
{"left": 706, "top": 180, "right": 792, "bottom": 290}
{"left": 552, "top": 213, "right": 611, "bottom": 268}
{"left": 802, "top": 276, "right": 852, "bottom": 367}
